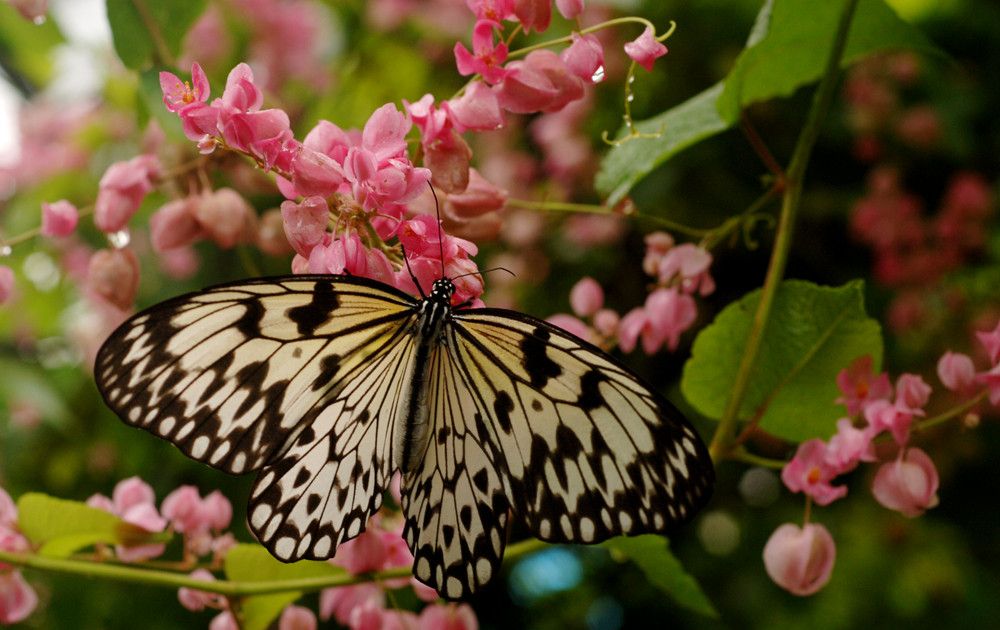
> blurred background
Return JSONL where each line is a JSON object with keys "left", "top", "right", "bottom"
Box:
{"left": 1, "top": 0, "right": 999, "bottom": 627}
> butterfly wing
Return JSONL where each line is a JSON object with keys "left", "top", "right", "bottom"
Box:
{"left": 95, "top": 275, "right": 419, "bottom": 559}
{"left": 448, "top": 308, "right": 714, "bottom": 544}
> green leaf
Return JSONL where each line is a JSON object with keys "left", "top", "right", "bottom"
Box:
{"left": 604, "top": 535, "right": 716, "bottom": 618}
{"left": 595, "top": 83, "right": 729, "bottom": 207}
{"left": 16, "top": 493, "right": 169, "bottom": 557}
{"left": 681, "top": 280, "right": 883, "bottom": 442}
{"left": 224, "top": 545, "right": 345, "bottom": 630}
{"left": 106, "top": 0, "right": 208, "bottom": 69}
{"left": 716, "top": 0, "right": 945, "bottom": 123}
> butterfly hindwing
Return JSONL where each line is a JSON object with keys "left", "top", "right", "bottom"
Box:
{"left": 447, "top": 309, "right": 715, "bottom": 544}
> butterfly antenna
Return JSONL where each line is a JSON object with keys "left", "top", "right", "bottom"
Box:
{"left": 400, "top": 243, "right": 427, "bottom": 299}
{"left": 429, "top": 183, "right": 446, "bottom": 280}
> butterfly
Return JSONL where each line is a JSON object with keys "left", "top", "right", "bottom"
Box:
{"left": 95, "top": 272, "right": 714, "bottom": 599}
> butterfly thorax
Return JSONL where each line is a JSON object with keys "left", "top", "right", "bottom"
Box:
{"left": 393, "top": 278, "right": 456, "bottom": 472}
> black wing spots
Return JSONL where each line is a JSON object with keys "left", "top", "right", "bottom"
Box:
{"left": 235, "top": 296, "right": 267, "bottom": 338}
{"left": 306, "top": 493, "right": 322, "bottom": 513}
{"left": 521, "top": 327, "right": 562, "bottom": 387}
{"left": 442, "top": 524, "right": 456, "bottom": 548}
{"left": 472, "top": 468, "right": 490, "bottom": 494}
{"left": 312, "top": 353, "right": 342, "bottom": 391}
{"left": 530, "top": 398, "right": 543, "bottom": 411}
{"left": 577, "top": 369, "right": 607, "bottom": 411}
{"left": 460, "top": 504, "right": 473, "bottom": 530}
{"left": 297, "top": 426, "right": 316, "bottom": 446}
{"left": 437, "top": 425, "right": 451, "bottom": 445}
{"left": 294, "top": 468, "right": 310, "bottom": 488}
{"left": 555, "top": 424, "right": 584, "bottom": 459}
{"left": 493, "top": 391, "right": 515, "bottom": 434}
{"left": 286, "top": 280, "right": 339, "bottom": 336}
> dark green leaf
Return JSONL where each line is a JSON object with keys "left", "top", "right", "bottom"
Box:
{"left": 681, "top": 280, "right": 883, "bottom": 442}
{"left": 106, "top": 0, "right": 208, "bottom": 70}
{"left": 604, "top": 535, "right": 717, "bottom": 618}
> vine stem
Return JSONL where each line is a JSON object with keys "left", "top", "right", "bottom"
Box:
{"left": 0, "top": 538, "right": 547, "bottom": 597}
{"left": 708, "top": 0, "right": 861, "bottom": 463}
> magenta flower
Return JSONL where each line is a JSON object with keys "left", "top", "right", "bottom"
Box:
{"left": 150, "top": 197, "right": 202, "bottom": 252}
{"left": 560, "top": 32, "right": 604, "bottom": 82}
{"left": 454, "top": 20, "right": 513, "bottom": 85}
{"left": 281, "top": 197, "right": 330, "bottom": 257}
{"left": 570, "top": 277, "right": 603, "bottom": 317}
{"left": 657, "top": 243, "right": 715, "bottom": 295}
{"left": 893, "top": 373, "right": 931, "bottom": 415}
{"left": 937, "top": 351, "right": 977, "bottom": 393}
{"left": 94, "top": 154, "right": 159, "bottom": 233}
{"left": 178, "top": 569, "right": 222, "bottom": 612}
{"left": 444, "top": 82, "right": 505, "bottom": 132}
{"left": 645, "top": 287, "right": 697, "bottom": 352}
{"left": 192, "top": 188, "right": 256, "bottom": 249}
{"left": 781, "top": 439, "right": 848, "bottom": 505}
{"left": 763, "top": 523, "right": 836, "bottom": 596}
{"left": 512, "top": 0, "right": 551, "bottom": 33}
{"left": 40, "top": 200, "right": 79, "bottom": 237}
{"left": 445, "top": 168, "right": 508, "bottom": 219}
{"left": 825, "top": 418, "right": 877, "bottom": 473}
{"left": 834, "top": 355, "right": 893, "bottom": 416}
{"left": 555, "top": 0, "right": 584, "bottom": 20}
{"left": 872, "top": 447, "right": 940, "bottom": 517}
{"left": 864, "top": 398, "right": 912, "bottom": 445}
{"left": 466, "top": 0, "right": 514, "bottom": 23}
{"left": 0, "top": 571, "right": 38, "bottom": 625}
{"left": 319, "top": 583, "right": 382, "bottom": 625}
{"left": 624, "top": 26, "right": 668, "bottom": 73}
{"left": 495, "top": 49, "right": 584, "bottom": 114}
{"left": 161, "top": 62, "right": 210, "bottom": 113}
{"left": 976, "top": 319, "right": 1000, "bottom": 365}
{"left": 976, "top": 362, "right": 1000, "bottom": 406}
{"left": 278, "top": 605, "right": 317, "bottom": 630}
{"left": 87, "top": 477, "right": 167, "bottom": 562}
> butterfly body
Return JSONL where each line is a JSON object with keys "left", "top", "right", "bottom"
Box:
{"left": 96, "top": 274, "right": 714, "bottom": 599}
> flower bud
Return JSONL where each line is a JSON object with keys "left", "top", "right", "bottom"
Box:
{"left": 872, "top": 447, "right": 940, "bottom": 517}
{"left": 150, "top": 197, "right": 202, "bottom": 252}
{"left": 88, "top": 247, "right": 140, "bottom": 310}
{"left": 569, "top": 277, "right": 603, "bottom": 317}
{"left": 937, "top": 351, "right": 976, "bottom": 393}
{"left": 193, "top": 188, "right": 256, "bottom": 249}
{"left": 763, "top": 523, "right": 836, "bottom": 595}
{"left": 0, "top": 571, "right": 38, "bottom": 625}
{"left": 41, "top": 200, "right": 79, "bottom": 236}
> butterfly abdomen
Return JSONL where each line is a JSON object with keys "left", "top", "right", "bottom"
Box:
{"left": 394, "top": 294, "right": 451, "bottom": 472}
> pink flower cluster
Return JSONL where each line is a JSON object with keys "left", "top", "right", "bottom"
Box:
{"left": 0, "top": 487, "right": 37, "bottom": 625}
{"left": 86, "top": 477, "right": 235, "bottom": 564}
{"left": 548, "top": 233, "right": 714, "bottom": 352}
{"left": 766, "top": 320, "right": 1000, "bottom": 595}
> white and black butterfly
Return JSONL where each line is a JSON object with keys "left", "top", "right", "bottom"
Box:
{"left": 95, "top": 273, "right": 714, "bottom": 599}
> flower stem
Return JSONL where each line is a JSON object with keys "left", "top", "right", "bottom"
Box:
{"left": 708, "top": 0, "right": 861, "bottom": 463}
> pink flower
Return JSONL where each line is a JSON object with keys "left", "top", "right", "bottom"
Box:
{"left": 161, "top": 62, "right": 210, "bottom": 113}
{"left": 495, "top": 50, "right": 584, "bottom": 114}
{"left": 512, "top": 0, "right": 551, "bottom": 33}
{"left": 657, "top": 243, "right": 715, "bottom": 295}
{"left": 569, "top": 277, "right": 603, "bottom": 317}
{"left": 593, "top": 309, "right": 619, "bottom": 337}
{"left": 319, "top": 583, "right": 382, "bottom": 625}
{"left": 560, "top": 32, "right": 604, "bottom": 82}
{"left": 781, "top": 439, "right": 848, "bottom": 505}
{"left": 824, "top": 418, "right": 877, "bottom": 473}
{"left": 281, "top": 197, "right": 330, "bottom": 257}
{"left": 192, "top": 188, "right": 256, "bottom": 249}
{"left": 0, "top": 488, "right": 16, "bottom": 528}
{"left": 279, "top": 605, "right": 317, "bottom": 630}
{"left": 466, "top": 0, "right": 514, "bottom": 23}
{"left": 308, "top": 233, "right": 395, "bottom": 286}
{"left": 872, "top": 447, "right": 940, "bottom": 517}
{"left": 201, "top": 490, "right": 233, "bottom": 532}
{"left": 444, "top": 82, "right": 505, "bottom": 132}
{"left": 763, "top": 523, "right": 836, "bottom": 596}
{"left": 150, "top": 197, "right": 202, "bottom": 252}
{"left": 423, "top": 131, "right": 473, "bottom": 194}
{"left": 937, "top": 351, "right": 976, "bottom": 393}
{"left": 864, "top": 399, "right": 912, "bottom": 446}
{"left": 0, "top": 266, "right": 14, "bottom": 304}
{"left": 644, "top": 287, "right": 697, "bottom": 352}
{"left": 161, "top": 485, "right": 208, "bottom": 534}
{"left": 210, "top": 611, "right": 240, "bottom": 630}
{"left": 893, "top": 373, "right": 931, "bottom": 415}
{"left": 94, "top": 155, "right": 159, "bottom": 233}
{"left": 976, "top": 319, "right": 1000, "bottom": 365}
{"left": 87, "top": 247, "right": 140, "bottom": 309}
{"left": 178, "top": 569, "right": 222, "bottom": 612}
{"left": 419, "top": 603, "right": 479, "bottom": 630}
{"left": 112, "top": 476, "right": 156, "bottom": 515}
{"left": 445, "top": 168, "right": 508, "bottom": 219}
{"left": 555, "top": 0, "right": 584, "bottom": 20}
{"left": 624, "top": 26, "right": 668, "bottom": 73}
{"left": 547, "top": 314, "right": 589, "bottom": 340}
{"left": 40, "top": 200, "right": 79, "bottom": 236}
{"left": 0, "top": 571, "right": 38, "bottom": 625}
{"left": 454, "top": 20, "right": 512, "bottom": 85}
{"left": 290, "top": 147, "right": 346, "bottom": 197}
{"left": 976, "top": 363, "right": 1000, "bottom": 406}
{"left": 834, "top": 355, "right": 893, "bottom": 416}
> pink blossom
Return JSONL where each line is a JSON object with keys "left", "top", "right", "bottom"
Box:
{"left": 40, "top": 200, "right": 79, "bottom": 236}
{"left": 466, "top": 0, "right": 514, "bottom": 23}
{"left": 593, "top": 309, "right": 619, "bottom": 337}
{"left": 763, "top": 523, "right": 836, "bottom": 596}
{"left": 555, "top": 0, "right": 584, "bottom": 20}
{"left": 0, "top": 488, "right": 16, "bottom": 528}
{"left": 976, "top": 319, "right": 1000, "bottom": 365}
{"left": 834, "top": 355, "right": 893, "bottom": 416}
{"left": 445, "top": 168, "right": 508, "bottom": 219}
{"left": 88, "top": 247, "right": 140, "bottom": 309}
{"left": 547, "top": 314, "right": 589, "bottom": 339}
{"left": 444, "top": 82, "right": 505, "bottom": 132}
{"left": 281, "top": 197, "right": 330, "bottom": 257}
{"left": 976, "top": 363, "right": 1000, "bottom": 406}
{"left": 319, "top": 583, "right": 383, "bottom": 625}
{"left": 150, "top": 197, "right": 202, "bottom": 252}
{"left": 192, "top": 188, "right": 256, "bottom": 249}
{"left": 0, "top": 571, "right": 38, "bottom": 625}
{"left": 210, "top": 611, "right": 240, "bottom": 630}
{"left": 384, "top": 609, "right": 422, "bottom": 630}
{"left": 512, "top": 0, "right": 551, "bottom": 33}
{"left": 872, "top": 447, "right": 940, "bottom": 517}
{"left": 178, "top": 569, "right": 221, "bottom": 612}
{"left": 560, "top": 32, "right": 604, "bottom": 82}
{"left": 937, "top": 351, "right": 976, "bottom": 393}
{"left": 201, "top": 490, "right": 232, "bottom": 532}
{"left": 160, "top": 63, "right": 211, "bottom": 138}
{"left": 617, "top": 307, "right": 648, "bottom": 353}
{"left": 279, "top": 605, "right": 317, "bottom": 630}
{"left": 94, "top": 155, "right": 159, "bottom": 233}
{"left": 419, "top": 603, "right": 479, "bottom": 630}
{"left": 624, "top": 26, "right": 668, "bottom": 73}
{"left": 644, "top": 287, "right": 697, "bottom": 352}
{"left": 781, "top": 439, "right": 848, "bottom": 505}
{"left": 290, "top": 147, "right": 346, "bottom": 197}
{"left": 423, "top": 131, "right": 473, "bottom": 194}
{"left": 308, "top": 233, "right": 395, "bottom": 285}
{"left": 161, "top": 485, "right": 208, "bottom": 534}
{"left": 893, "top": 373, "right": 931, "bottom": 415}
{"left": 657, "top": 243, "right": 715, "bottom": 295}
{"left": 302, "top": 120, "right": 355, "bottom": 164}
{"left": 116, "top": 502, "right": 168, "bottom": 563}
{"left": 0, "top": 266, "right": 14, "bottom": 304}
{"left": 864, "top": 398, "right": 912, "bottom": 446}
{"left": 495, "top": 50, "right": 584, "bottom": 114}
{"left": 569, "top": 277, "right": 603, "bottom": 317}
{"left": 405, "top": 94, "right": 452, "bottom": 147}
{"left": 112, "top": 476, "right": 156, "bottom": 515}
{"left": 824, "top": 418, "right": 877, "bottom": 473}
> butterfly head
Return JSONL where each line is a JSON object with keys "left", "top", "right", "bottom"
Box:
{"left": 430, "top": 278, "right": 456, "bottom": 302}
